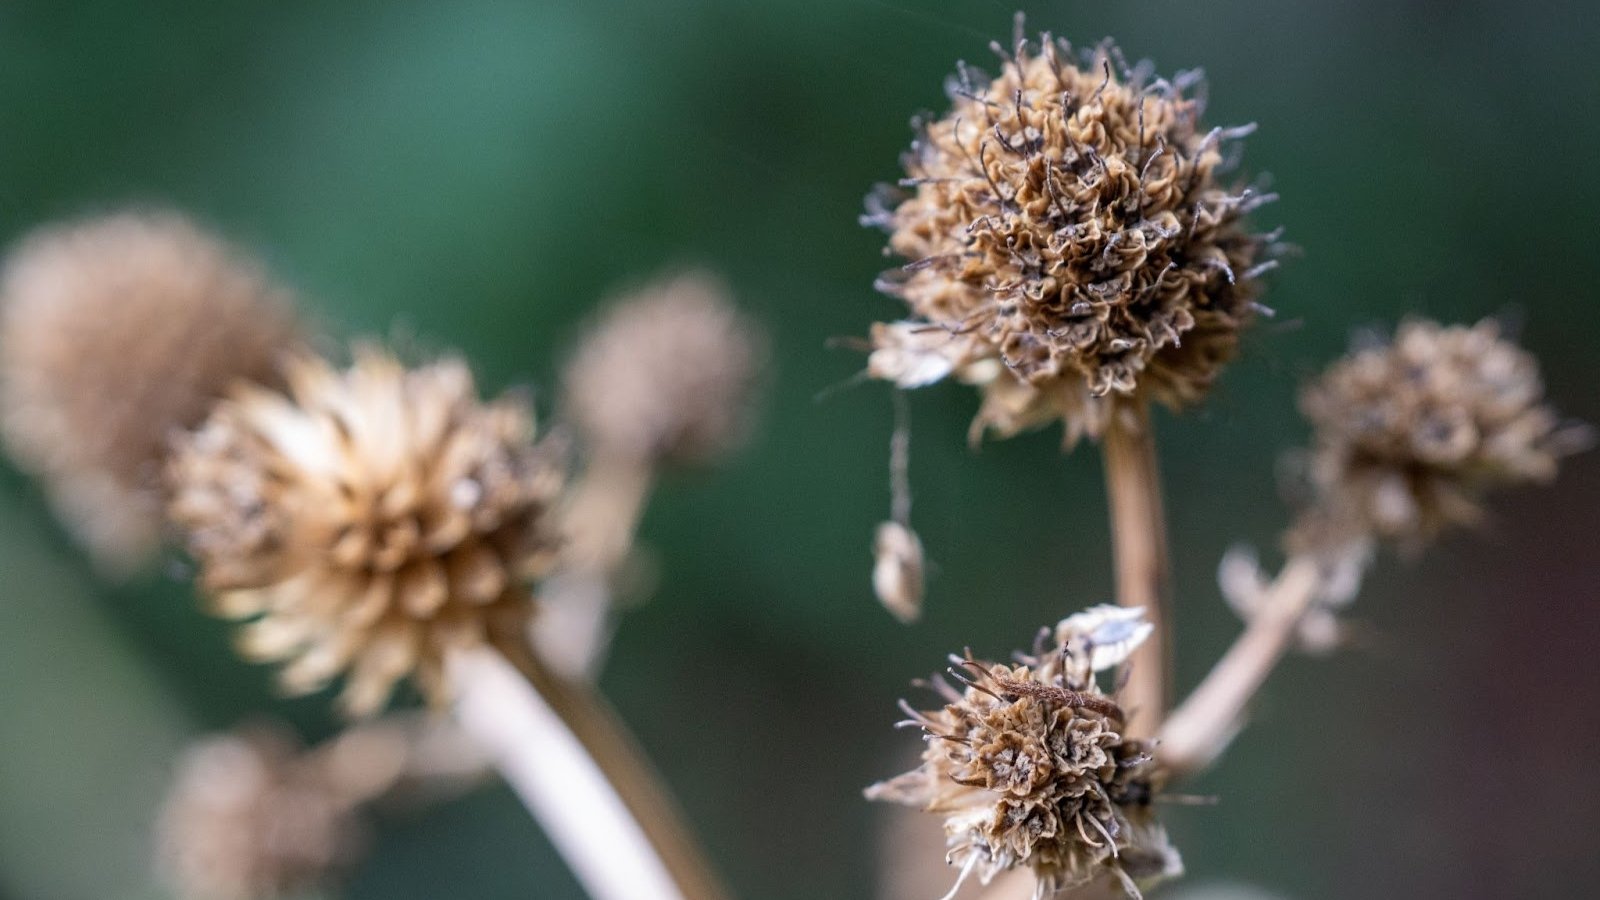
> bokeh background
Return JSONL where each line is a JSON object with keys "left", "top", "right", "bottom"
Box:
{"left": 2, "top": 1, "right": 1597, "bottom": 898}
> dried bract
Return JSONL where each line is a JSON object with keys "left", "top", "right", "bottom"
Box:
{"left": 563, "top": 271, "right": 764, "bottom": 468}
{"left": 157, "top": 728, "right": 366, "bottom": 900}
{"left": 867, "top": 610, "right": 1177, "bottom": 898}
{"left": 0, "top": 210, "right": 298, "bottom": 570}
{"left": 864, "top": 31, "right": 1273, "bottom": 444}
{"left": 1290, "top": 319, "right": 1588, "bottom": 555}
{"left": 168, "top": 347, "right": 564, "bottom": 717}
{"left": 873, "top": 520, "right": 925, "bottom": 623}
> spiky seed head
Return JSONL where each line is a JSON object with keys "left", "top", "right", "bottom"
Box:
{"left": 156, "top": 727, "right": 365, "bottom": 900}
{"left": 168, "top": 347, "right": 565, "bottom": 717}
{"left": 562, "top": 271, "right": 764, "bottom": 468}
{"left": 864, "top": 32, "right": 1274, "bottom": 446}
{"left": 1289, "top": 318, "right": 1589, "bottom": 555}
{"left": 866, "top": 608, "right": 1179, "bottom": 898}
{"left": 0, "top": 210, "right": 299, "bottom": 570}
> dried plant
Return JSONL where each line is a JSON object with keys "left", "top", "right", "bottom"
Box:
{"left": 861, "top": 31, "right": 1274, "bottom": 446}
{"left": 157, "top": 726, "right": 370, "bottom": 900}
{"left": 0, "top": 210, "right": 298, "bottom": 571}
{"left": 869, "top": 608, "right": 1176, "bottom": 899}
{"left": 168, "top": 347, "right": 564, "bottom": 717}
{"left": 858, "top": 17, "right": 1585, "bottom": 900}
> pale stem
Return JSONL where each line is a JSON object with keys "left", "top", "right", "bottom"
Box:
{"left": 450, "top": 642, "right": 729, "bottom": 900}
{"left": 535, "top": 454, "right": 655, "bottom": 680}
{"left": 1100, "top": 400, "right": 1172, "bottom": 738}
{"left": 1156, "top": 555, "right": 1322, "bottom": 779}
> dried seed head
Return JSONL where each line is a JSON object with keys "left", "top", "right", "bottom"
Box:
{"left": 1289, "top": 319, "right": 1589, "bottom": 555}
{"left": 156, "top": 727, "right": 366, "bottom": 900}
{"left": 0, "top": 210, "right": 299, "bottom": 571}
{"left": 865, "top": 32, "right": 1274, "bottom": 445}
{"left": 562, "top": 271, "right": 764, "bottom": 468}
{"left": 873, "top": 520, "right": 925, "bottom": 623}
{"left": 168, "top": 347, "right": 565, "bottom": 717}
{"left": 867, "top": 609, "right": 1178, "bottom": 898}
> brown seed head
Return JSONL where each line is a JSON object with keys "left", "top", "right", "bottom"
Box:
{"left": 865, "top": 32, "right": 1274, "bottom": 445}
{"left": 866, "top": 610, "right": 1178, "bottom": 898}
{"left": 0, "top": 210, "right": 299, "bottom": 570}
{"left": 156, "top": 727, "right": 365, "bottom": 900}
{"left": 562, "top": 271, "right": 764, "bottom": 468}
{"left": 168, "top": 347, "right": 565, "bottom": 717}
{"left": 1290, "top": 319, "right": 1589, "bottom": 554}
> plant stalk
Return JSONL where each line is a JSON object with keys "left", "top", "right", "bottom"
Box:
{"left": 1100, "top": 400, "right": 1172, "bottom": 738}
{"left": 450, "top": 640, "right": 728, "bottom": 900}
{"left": 1157, "top": 554, "right": 1322, "bottom": 779}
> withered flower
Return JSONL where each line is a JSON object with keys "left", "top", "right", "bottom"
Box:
{"left": 168, "top": 347, "right": 564, "bottom": 717}
{"left": 157, "top": 727, "right": 369, "bottom": 900}
{"left": 562, "top": 270, "right": 764, "bottom": 469}
{"left": 0, "top": 210, "right": 298, "bottom": 570}
{"left": 864, "top": 29, "right": 1275, "bottom": 446}
{"left": 867, "top": 607, "right": 1179, "bottom": 898}
{"left": 1290, "top": 318, "right": 1589, "bottom": 555}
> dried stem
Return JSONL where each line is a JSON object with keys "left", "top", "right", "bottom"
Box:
{"left": 1157, "top": 555, "right": 1322, "bottom": 779}
{"left": 450, "top": 640, "right": 728, "bottom": 900}
{"left": 535, "top": 454, "right": 655, "bottom": 680}
{"left": 1100, "top": 400, "right": 1171, "bottom": 737}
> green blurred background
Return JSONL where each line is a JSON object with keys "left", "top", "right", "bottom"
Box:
{"left": 2, "top": 1, "right": 1597, "bottom": 898}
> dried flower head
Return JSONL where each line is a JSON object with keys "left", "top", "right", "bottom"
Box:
{"left": 562, "top": 271, "right": 764, "bottom": 468}
{"left": 867, "top": 608, "right": 1179, "bottom": 898}
{"left": 156, "top": 727, "right": 367, "bottom": 900}
{"left": 1289, "top": 319, "right": 1589, "bottom": 554}
{"left": 864, "top": 28, "right": 1275, "bottom": 446}
{"left": 0, "top": 210, "right": 298, "bottom": 570}
{"left": 168, "top": 347, "right": 565, "bottom": 717}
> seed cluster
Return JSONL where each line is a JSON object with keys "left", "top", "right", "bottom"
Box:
{"left": 865, "top": 34, "right": 1273, "bottom": 444}
{"left": 1291, "top": 319, "right": 1588, "bottom": 553}
{"left": 867, "top": 612, "right": 1178, "bottom": 898}
{"left": 169, "top": 348, "right": 564, "bottom": 716}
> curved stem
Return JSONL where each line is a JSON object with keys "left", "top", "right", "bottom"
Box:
{"left": 1101, "top": 400, "right": 1171, "bottom": 738}
{"left": 1157, "top": 555, "right": 1321, "bottom": 779}
{"left": 451, "top": 641, "right": 729, "bottom": 900}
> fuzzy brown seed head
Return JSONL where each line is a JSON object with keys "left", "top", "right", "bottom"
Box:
{"left": 866, "top": 611, "right": 1178, "bottom": 898}
{"left": 1289, "top": 319, "right": 1589, "bottom": 554}
{"left": 0, "top": 210, "right": 299, "bottom": 571}
{"left": 156, "top": 727, "right": 365, "bottom": 900}
{"left": 168, "top": 347, "right": 565, "bottom": 717}
{"left": 562, "top": 271, "right": 764, "bottom": 468}
{"left": 865, "top": 33, "right": 1273, "bottom": 445}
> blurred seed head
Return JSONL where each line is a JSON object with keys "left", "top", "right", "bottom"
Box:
{"left": 864, "top": 30, "right": 1275, "bottom": 446}
{"left": 1288, "top": 318, "right": 1589, "bottom": 556}
{"left": 866, "top": 610, "right": 1178, "bottom": 898}
{"left": 168, "top": 346, "right": 565, "bottom": 717}
{"left": 0, "top": 209, "right": 299, "bottom": 571}
{"left": 157, "top": 727, "right": 366, "bottom": 900}
{"left": 562, "top": 270, "right": 764, "bottom": 468}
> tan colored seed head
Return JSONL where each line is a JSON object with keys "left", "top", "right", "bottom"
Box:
{"left": 866, "top": 608, "right": 1178, "bottom": 898}
{"left": 0, "top": 209, "right": 299, "bottom": 571}
{"left": 562, "top": 271, "right": 764, "bottom": 468}
{"left": 156, "top": 727, "right": 365, "bottom": 900}
{"left": 168, "top": 347, "right": 565, "bottom": 717}
{"left": 1289, "top": 318, "right": 1588, "bottom": 555}
{"left": 865, "top": 33, "right": 1274, "bottom": 446}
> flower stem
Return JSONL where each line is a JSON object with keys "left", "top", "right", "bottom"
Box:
{"left": 1100, "top": 400, "right": 1172, "bottom": 738}
{"left": 1156, "top": 555, "right": 1322, "bottom": 779}
{"left": 451, "top": 640, "right": 729, "bottom": 900}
